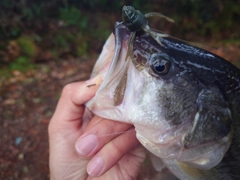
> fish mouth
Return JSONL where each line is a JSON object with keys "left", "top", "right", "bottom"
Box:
{"left": 87, "top": 22, "right": 135, "bottom": 121}
{"left": 87, "top": 22, "right": 160, "bottom": 122}
{"left": 87, "top": 22, "right": 172, "bottom": 125}
{"left": 103, "top": 22, "right": 131, "bottom": 92}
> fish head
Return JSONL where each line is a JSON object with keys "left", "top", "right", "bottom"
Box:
{"left": 86, "top": 22, "right": 233, "bottom": 170}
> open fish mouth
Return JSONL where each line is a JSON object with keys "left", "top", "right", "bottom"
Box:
{"left": 88, "top": 22, "right": 175, "bottom": 123}
{"left": 87, "top": 22, "right": 140, "bottom": 121}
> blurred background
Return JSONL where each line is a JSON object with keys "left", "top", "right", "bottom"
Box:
{"left": 0, "top": 0, "right": 240, "bottom": 179}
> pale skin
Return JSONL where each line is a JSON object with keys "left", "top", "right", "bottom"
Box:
{"left": 48, "top": 78, "right": 146, "bottom": 179}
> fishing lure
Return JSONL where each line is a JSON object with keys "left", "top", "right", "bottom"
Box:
{"left": 122, "top": 5, "right": 174, "bottom": 60}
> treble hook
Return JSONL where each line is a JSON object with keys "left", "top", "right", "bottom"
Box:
{"left": 122, "top": 6, "right": 174, "bottom": 61}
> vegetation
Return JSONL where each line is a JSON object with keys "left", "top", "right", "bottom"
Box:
{"left": 0, "top": 0, "right": 239, "bottom": 76}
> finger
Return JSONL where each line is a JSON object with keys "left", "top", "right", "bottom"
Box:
{"left": 49, "top": 76, "right": 102, "bottom": 135}
{"left": 75, "top": 116, "right": 133, "bottom": 157}
{"left": 86, "top": 126, "right": 141, "bottom": 176}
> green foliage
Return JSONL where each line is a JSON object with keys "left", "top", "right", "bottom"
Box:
{"left": 10, "top": 28, "right": 21, "bottom": 37}
{"left": 52, "top": 30, "right": 91, "bottom": 57}
{"left": 17, "top": 36, "right": 37, "bottom": 59}
{"left": 9, "top": 56, "right": 36, "bottom": 72}
{"left": 0, "top": 0, "right": 239, "bottom": 75}
{"left": 75, "top": 42, "right": 88, "bottom": 57}
{"left": 59, "top": 6, "right": 88, "bottom": 30}
{"left": 0, "top": 0, "right": 239, "bottom": 40}
{"left": 53, "top": 34, "right": 70, "bottom": 49}
{"left": 165, "top": 0, "right": 240, "bottom": 38}
{"left": 1, "top": 0, "right": 11, "bottom": 7}
{"left": 91, "top": 19, "right": 111, "bottom": 42}
{"left": 22, "top": 7, "right": 34, "bottom": 21}
{"left": 79, "top": 0, "right": 123, "bottom": 11}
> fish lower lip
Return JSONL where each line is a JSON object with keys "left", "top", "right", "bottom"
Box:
{"left": 113, "top": 21, "right": 130, "bottom": 42}
{"left": 104, "top": 22, "right": 130, "bottom": 80}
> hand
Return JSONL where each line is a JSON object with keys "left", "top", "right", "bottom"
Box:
{"left": 48, "top": 78, "right": 145, "bottom": 180}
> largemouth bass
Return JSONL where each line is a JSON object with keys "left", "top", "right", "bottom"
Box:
{"left": 87, "top": 6, "right": 240, "bottom": 180}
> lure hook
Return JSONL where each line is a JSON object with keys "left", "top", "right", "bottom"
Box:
{"left": 122, "top": 5, "right": 174, "bottom": 61}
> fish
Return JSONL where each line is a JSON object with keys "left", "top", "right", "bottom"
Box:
{"left": 86, "top": 6, "right": 240, "bottom": 180}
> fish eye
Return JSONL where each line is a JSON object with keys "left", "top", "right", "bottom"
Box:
{"left": 149, "top": 53, "right": 171, "bottom": 76}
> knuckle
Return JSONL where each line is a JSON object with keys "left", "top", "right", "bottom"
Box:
{"left": 112, "top": 137, "right": 127, "bottom": 155}
{"left": 61, "top": 82, "right": 80, "bottom": 101}
{"left": 62, "top": 83, "right": 74, "bottom": 97}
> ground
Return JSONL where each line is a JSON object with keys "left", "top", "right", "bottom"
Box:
{"left": 0, "top": 42, "right": 239, "bottom": 180}
{"left": 0, "top": 58, "right": 95, "bottom": 179}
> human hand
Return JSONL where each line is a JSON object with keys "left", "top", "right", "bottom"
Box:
{"left": 48, "top": 78, "right": 145, "bottom": 180}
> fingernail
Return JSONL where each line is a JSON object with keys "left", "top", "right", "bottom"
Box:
{"left": 87, "top": 156, "right": 104, "bottom": 176}
{"left": 76, "top": 134, "right": 98, "bottom": 156}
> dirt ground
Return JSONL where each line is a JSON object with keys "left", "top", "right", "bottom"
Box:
{"left": 0, "top": 42, "right": 240, "bottom": 180}
{"left": 0, "top": 58, "right": 95, "bottom": 179}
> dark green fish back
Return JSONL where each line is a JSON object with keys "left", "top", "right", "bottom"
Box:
{"left": 161, "top": 37, "right": 240, "bottom": 179}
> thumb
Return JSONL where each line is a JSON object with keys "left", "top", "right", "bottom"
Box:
{"left": 49, "top": 75, "right": 102, "bottom": 134}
